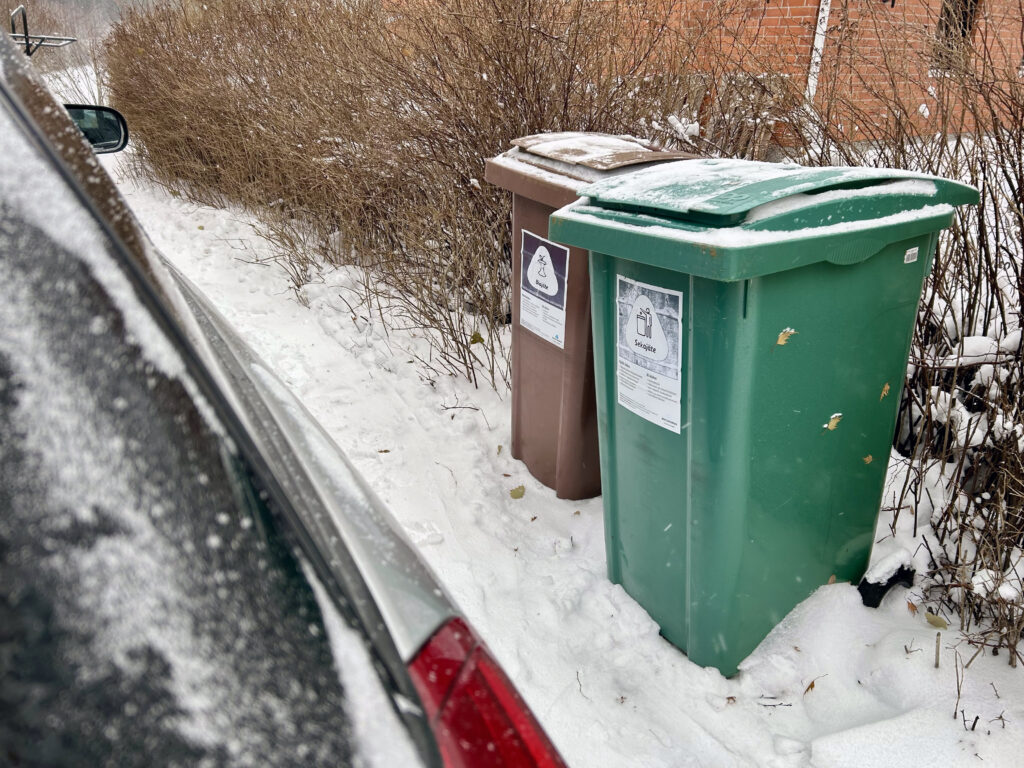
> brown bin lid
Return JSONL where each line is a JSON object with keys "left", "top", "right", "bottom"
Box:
{"left": 511, "top": 131, "right": 694, "bottom": 170}
{"left": 485, "top": 132, "right": 697, "bottom": 209}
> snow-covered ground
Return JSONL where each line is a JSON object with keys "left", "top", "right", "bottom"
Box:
{"left": 102, "top": 153, "right": 1024, "bottom": 768}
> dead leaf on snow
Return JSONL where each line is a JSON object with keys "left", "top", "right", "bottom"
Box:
{"left": 469, "top": 331, "right": 484, "bottom": 345}
{"left": 907, "top": 601, "right": 919, "bottom": 616}
{"left": 926, "top": 611, "right": 948, "bottom": 630}
{"left": 804, "top": 675, "right": 827, "bottom": 695}
{"left": 509, "top": 485, "right": 525, "bottom": 499}
{"left": 828, "top": 574, "right": 836, "bottom": 585}
{"left": 377, "top": 449, "right": 391, "bottom": 454}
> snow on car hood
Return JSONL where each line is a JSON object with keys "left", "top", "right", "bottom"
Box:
{"left": 0, "top": 96, "right": 372, "bottom": 766}
{"left": 0, "top": 103, "right": 186, "bottom": 380}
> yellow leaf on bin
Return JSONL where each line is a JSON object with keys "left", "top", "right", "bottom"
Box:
{"left": 775, "top": 328, "right": 798, "bottom": 347}
{"left": 880, "top": 382, "right": 891, "bottom": 400}
{"left": 822, "top": 413, "right": 843, "bottom": 431}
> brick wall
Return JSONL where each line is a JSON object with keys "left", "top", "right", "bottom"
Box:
{"left": 676, "top": 0, "right": 1023, "bottom": 142}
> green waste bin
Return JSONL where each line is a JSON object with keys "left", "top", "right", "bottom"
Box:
{"left": 548, "top": 158, "right": 978, "bottom": 676}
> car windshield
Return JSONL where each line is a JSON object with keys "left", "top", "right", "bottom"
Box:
{"left": 0, "top": 94, "right": 420, "bottom": 766}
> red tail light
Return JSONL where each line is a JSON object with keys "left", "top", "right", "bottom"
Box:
{"left": 408, "top": 618, "right": 567, "bottom": 768}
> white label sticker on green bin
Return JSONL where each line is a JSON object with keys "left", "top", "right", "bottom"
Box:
{"left": 520, "top": 230, "right": 569, "bottom": 348}
{"left": 615, "top": 275, "right": 683, "bottom": 433}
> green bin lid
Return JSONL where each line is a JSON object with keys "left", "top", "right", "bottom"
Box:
{"left": 549, "top": 159, "right": 978, "bottom": 281}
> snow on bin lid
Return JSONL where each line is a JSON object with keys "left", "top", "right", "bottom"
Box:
{"left": 512, "top": 132, "right": 694, "bottom": 171}
{"left": 549, "top": 158, "right": 979, "bottom": 281}
{"left": 578, "top": 158, "right": 973, "bottom": 226}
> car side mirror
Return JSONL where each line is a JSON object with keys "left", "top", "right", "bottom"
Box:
{"left": 64, "top": 104, "right": 129, "bottom": 154}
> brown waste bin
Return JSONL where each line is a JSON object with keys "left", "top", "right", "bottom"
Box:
{"left": 485, "top": 132, "right": 695, "bottom": 499}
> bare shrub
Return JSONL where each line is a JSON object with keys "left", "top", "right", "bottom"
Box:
{"left": 107, "top": 0, "right": 798, "bottom": 387}
{"left": 787, "top": 0, "right": 1024, "bottom": 664}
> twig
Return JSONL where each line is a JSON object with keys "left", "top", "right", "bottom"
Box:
{"left": 576, "top": 671, "right": 591, "bottom": 702}
{"left": 954, "top": 650, "right": 964, "bottom": 719}
{"left": 964, "top": 643, "right": 986, "bottom": 670}
{"left": 434, "top": 461, "right": 457, "bottom": 487}
{"left": 757, "top": 696, "right": 792, "bottom": 708}
{"left": 989, "top": 711, "right": 1008, "bottom": 729}
{"left": 478, "top": 407, "right": 492, "bottom": 431}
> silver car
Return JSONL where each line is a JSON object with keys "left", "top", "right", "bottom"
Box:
{"left": 0, "top": 27, "right": 565, "bottom": 768}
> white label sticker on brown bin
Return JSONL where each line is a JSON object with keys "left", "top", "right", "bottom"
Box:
{"left": 615, "top": 275, "right": 683, "bottom": 433}
{"left": 520, "top": 230, "right": 569, "bottom": 348}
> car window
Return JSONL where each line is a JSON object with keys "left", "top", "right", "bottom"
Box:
{"left": 0, "top": 197, "right": 355, "bottom": 768}
{"left": 0, "top": 88, "right": 420, "bottom": 767}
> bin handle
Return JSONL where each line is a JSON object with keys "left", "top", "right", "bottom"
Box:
{"left": 823, "top": 238, "right": 883, "bottom": 266}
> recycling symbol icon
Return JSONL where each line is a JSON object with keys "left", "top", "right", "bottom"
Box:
{"left": 624, "top": 294, "right": 669, "bottom": 362}
{"left": 526, "top": 246, "right": 560, "bottom": 298}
